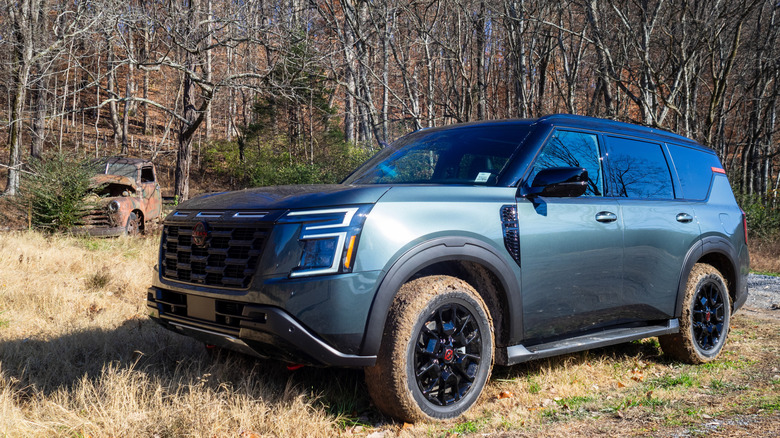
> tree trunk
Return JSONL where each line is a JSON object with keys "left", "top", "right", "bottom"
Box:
{"left": 175, "top": 70, "right": 196, "bottom": 201}
{"left": 475, "top": 1, "right": 487, "bottom": 120}
{"left": 204, "top": 0, "right": 213, "bottom": 140}
{"left": 30, "top": 66, "right": 47, "bottom": 159}
{"left": 107, "top": 44, "right": 121, "bottom": 150}
{"left": 5, "top": 66, "right": 30, "bottom": 195}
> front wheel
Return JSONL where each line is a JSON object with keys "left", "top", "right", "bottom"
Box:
{"left": 125, "top": 212, "right": 140, "bottom": 237}
{"left": 365, "top": 276, "right": 494, "bottom": 422}
{"left": 659, "top": 263, "right": 731, "bottom": 363}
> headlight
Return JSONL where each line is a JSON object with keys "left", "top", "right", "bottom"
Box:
{"left": 108, "top": 200, "right": 120, "bottom": 213}
{"left": 280, "top": 206, "right": 372, "bottom": 277}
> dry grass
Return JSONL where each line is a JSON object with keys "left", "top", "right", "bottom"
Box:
{"left": 0, "top": 231, "right": 778, "bottom": 437}
{"left": 749, "top": 236, "right": 780, "bottom": 275}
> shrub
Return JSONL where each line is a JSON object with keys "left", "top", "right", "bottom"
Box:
{"left": 202, "top": 134, "right": 374, "bottom": 189}
{"left": 738, "top": 194, "right": 780, "bottom": 240}
{"left": 10, "top": 154, "right": 97, "bottom": 232}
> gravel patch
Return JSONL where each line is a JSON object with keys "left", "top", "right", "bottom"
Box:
{"left": 745, "top": 273, "right": 780, "bottom": 311}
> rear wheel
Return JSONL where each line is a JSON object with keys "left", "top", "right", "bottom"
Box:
{"left": 659, "top": 263, "right": 731, "bottom": 363}
{"left": 365, "top": 276, "right": 494, "bottom": 422}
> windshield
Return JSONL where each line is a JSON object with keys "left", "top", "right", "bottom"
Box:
{"left": 343, "top": 124, "right": 531, "bottom": 186}
{"left": 92, "top": 159, "right": 138, "bottom": 179}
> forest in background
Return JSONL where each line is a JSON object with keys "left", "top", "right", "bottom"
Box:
{"left": 0, "top": 0, "right": 778, "bottom": 207}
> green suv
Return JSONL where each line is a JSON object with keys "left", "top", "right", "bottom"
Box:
{"left": 148, "top": 114, "right": 749, "bottom": 421}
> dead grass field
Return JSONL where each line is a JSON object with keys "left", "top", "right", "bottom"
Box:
{"left": 749, "top": 237, "right": 780, "bottom": 275}
{"left": 0, "top": 231, "right": 778, "bottom": 437}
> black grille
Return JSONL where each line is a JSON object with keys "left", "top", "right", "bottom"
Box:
{"left": 161, "top": 224, "right": 269, "bottom": 288}
{"left": 500, "top": 205, "right": 521, "bottom": 266}
{"left": 149, "top": 289, "right": 252, "bottom": 329}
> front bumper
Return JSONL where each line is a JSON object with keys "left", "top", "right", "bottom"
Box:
{"left": 147, "top": 286, "right": 376, "bottom": 367}
{"left": 71, "top": 225, "right": 127, "bottom": 237}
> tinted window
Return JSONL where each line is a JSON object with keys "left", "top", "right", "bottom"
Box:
{"left": 343, "top": 125, "right": 530, "bottom": 185}
{"left": 605, "top": 136, "right": 674, "bottom": 199}
{"left": 527, "top": 130, "right": 603, "bottom": 196}
{"left": 667, "top": 144, "right": 721, "bottom": 200}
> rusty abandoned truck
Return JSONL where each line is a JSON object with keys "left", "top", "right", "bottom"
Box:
{"left": 78, "top": 157, "right": 163, "bottom": 236}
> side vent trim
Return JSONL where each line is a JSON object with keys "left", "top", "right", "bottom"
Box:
{"left": 500, "top": 205, "right": 521, "bottom": 267}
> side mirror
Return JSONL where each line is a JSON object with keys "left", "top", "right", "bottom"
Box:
{"left": 520, "top": 167, "right": 589, "bottom": 198}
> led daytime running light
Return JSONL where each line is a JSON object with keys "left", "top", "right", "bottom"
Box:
{"left": 284, "top": 206, "right": 369, "bottom": 278}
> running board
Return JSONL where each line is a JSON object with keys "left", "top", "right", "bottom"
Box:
{"left": 504, "top": 319, "right": 679, "bottom": 366}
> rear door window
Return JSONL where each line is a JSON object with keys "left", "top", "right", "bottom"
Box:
{"left": 527, "top": 130, "right": 604, "bottom": 196}
{"left": 604, "top": 136, "right": 674, "bottom": 199}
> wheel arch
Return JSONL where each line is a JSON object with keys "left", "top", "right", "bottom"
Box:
{"left": 359, "top": 237, "right": 521, "bottom": 357}
{"left": 131, "top": 209, "right": 145, "bottom": 230}
{"left": 675, "top": 236, "right": 739, "bottom": 317}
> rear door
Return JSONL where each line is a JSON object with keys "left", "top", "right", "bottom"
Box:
{"left": 518, "top": 129, "right": 624, "bottom": 341}
{"left": 603, "top": 136, "right": 701, "bottom": 319}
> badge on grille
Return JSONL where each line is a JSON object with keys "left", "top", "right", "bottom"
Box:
{"left": 192, "top": 222, "right": 209, "bottom": 247}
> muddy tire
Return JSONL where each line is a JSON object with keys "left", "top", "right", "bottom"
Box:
{"left": 364, "top": 275, "right": 494, "bottom": 422}
{"left": 659, "top": 263, "right": 731, "bottom": 363}
{"left": 125, "top": 213, "right": 140, "bottom": 236}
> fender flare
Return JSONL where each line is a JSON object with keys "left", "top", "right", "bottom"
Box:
{"left": 674, "top": 236, "right": 739, "bottom": 318}
{"left": 359, "top": 236, "right": 522, "bottom": 357}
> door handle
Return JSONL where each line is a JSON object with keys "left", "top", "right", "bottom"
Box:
{"left": 595, "top": 211, "right": 617, "bottom": 223}
{"left": 676, "top": 213, "right": 694, "bottom": 223}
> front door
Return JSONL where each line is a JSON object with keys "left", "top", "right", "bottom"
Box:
{"left": 140, "top": 165, "right": 162, "bottom": 221}
{"left": 518, "top": 129, "right": 625, "bottom": 341}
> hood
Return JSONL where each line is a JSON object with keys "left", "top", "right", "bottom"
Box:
{"left": 90, "top": 174, "right": 139, "bottom": 191}
{"left": 177, "top": 184, "right": 391, "bottom": 211}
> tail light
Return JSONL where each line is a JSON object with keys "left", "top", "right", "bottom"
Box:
{"left": 741, "top": 209, "right": 748, "bottom": 245}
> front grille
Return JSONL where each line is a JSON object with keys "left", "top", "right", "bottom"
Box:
{"left": 79, "top": 209, "right": 112, "bottom": 227}
{"left": 161, "top": 224, "right": 269, "bottom": 288}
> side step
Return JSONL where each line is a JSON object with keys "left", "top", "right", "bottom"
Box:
{"left": 505, "top": 319, "right": 679, "bottom": 366}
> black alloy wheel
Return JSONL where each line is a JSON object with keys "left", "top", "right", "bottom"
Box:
{"left": 659, "top": 263, "right": 731, "bottom": 364}
{"left": 691, "top": 279, "right": 727, "bottom": 351}
{"left": 413, "top": 303, "right": 483, "bottom": 407}
{"left": 364, "top": 275, "right": 494, "bottom": 422}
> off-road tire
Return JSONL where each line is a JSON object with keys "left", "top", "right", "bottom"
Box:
{"left": 125, "top": 213, "right": 140, "bottom": 236}
{"left": 364, "top": 275, "right": 494, "bottom": 422}
{"left": 659, "top": 263, "right": 731, "bottom": 363}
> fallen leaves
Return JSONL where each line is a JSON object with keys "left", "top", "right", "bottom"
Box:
{"left": 497, "top": 390, "right": 514, "bottom": 399}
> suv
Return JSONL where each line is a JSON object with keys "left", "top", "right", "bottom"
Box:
{"left": 147, "top": 115, "right": 749, "bottom": 422}
{"left": 79, "top": 157, "right": 163, "bottom": 236}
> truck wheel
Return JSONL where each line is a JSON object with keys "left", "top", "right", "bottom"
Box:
{"left": 125, "top": 213, "right": 140, "bottom": 236}
{"left": 365, "top": 276, "right": 494, "bottom": 422}
{"left": 659, "top": 263, "right": 731, "bottom": 363}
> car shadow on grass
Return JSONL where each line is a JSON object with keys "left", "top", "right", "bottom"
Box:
{"left": 0, "top": 317, "right": 676, "bottom": 428}
{"left": 0, "top": 317, "right": 373, "bottom": 424}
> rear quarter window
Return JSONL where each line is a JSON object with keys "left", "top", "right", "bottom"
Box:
{"left": 667, "top": 144, "right": 722, "bottom": 200}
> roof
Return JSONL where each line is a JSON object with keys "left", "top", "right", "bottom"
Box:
{"left": 96, "top": 156, "right": 152, "bottom": 168}
{"left": 535, "top": 114, "right": 704, "bottom": 149}
{"left": 407, "top": 114, "right": 709, "bottom": 152}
